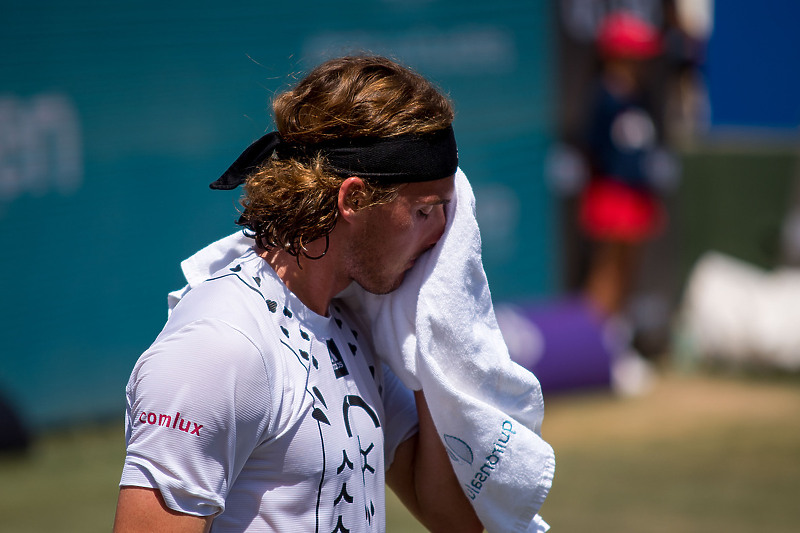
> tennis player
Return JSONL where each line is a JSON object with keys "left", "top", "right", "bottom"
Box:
{"left": 113, "top": 55, "right": 483, "bottom": 533}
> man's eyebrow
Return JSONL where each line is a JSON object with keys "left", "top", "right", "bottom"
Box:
{"left": 423, "top": 197, "right": 451, "bottom": 206}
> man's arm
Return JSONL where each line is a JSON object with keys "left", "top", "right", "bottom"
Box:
{"left": 113, "top": 487, "right": 212, "bottom": 533}
{"left": 386, "top": 390, "right": 483, "bottom": 533}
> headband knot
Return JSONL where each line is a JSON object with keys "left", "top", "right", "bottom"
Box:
{"left": 210, "top": 126, "right": 458, "bottom": 190}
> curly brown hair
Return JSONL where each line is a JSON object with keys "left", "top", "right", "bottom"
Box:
{"left": 239, "top": 55, "right": 455, "bottom": 257}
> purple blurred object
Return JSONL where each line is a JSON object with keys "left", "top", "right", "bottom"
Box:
{"left": 497, "top": 296, "right": 612, "bottom": 393}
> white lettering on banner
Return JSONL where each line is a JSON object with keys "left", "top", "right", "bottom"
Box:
{"left": 303, "top": 26, "right": 517, "bottom": 75}
{"left": 0, "top": 93, "right": 83, "bottom": 209}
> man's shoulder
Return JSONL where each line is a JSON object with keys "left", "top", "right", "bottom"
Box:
{"left": 173, "top": 253, "right": 284, "bottom": 323}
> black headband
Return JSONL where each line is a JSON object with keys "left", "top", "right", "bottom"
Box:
{"left": 209, "top": 125, "right": 458, "bottom": 190}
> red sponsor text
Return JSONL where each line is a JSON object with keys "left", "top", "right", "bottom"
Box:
{"left": 137, "top": 410, "right": 203, "bottom": 436}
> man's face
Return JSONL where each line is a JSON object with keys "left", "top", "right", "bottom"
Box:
{"left": 346, "top": 174, "right": 455, "bottom": 295}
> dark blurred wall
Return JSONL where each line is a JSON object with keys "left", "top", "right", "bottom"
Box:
{"left": 706, "top": 0, "right": 800, "bottom": 131}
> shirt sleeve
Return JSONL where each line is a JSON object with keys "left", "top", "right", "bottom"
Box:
{"left": 380, "top": 363, "right": 419, "bottom": 468}
{"left": 120, "top": 318, "right": 274, "bottom": 517}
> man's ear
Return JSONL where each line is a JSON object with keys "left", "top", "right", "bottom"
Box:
{"left": 338, "top": 177, "right": 367, "bottom": 220}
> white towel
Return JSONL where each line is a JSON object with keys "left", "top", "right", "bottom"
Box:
{"left": 167, "top": 232, "right": 254, "bottom": 313}
{"left": 167, "top": 169, "right": 555, "bottom": 532}
{"left": 340, "top": 169, "right": 554, "bottom": 532}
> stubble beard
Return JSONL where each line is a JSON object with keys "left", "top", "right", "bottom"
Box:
{"left": 346, "top": 221, "right": 406, "bottom": 296}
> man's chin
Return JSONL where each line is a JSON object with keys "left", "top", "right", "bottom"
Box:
{"left": 357, "top": 273, "right": 405, "bottom": 296}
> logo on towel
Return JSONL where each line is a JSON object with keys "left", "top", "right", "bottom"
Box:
{"left": 444, "top": 435, "right": 474, "bottom": 465}
{"left": 463, "top": 420, "right": 516, "bottom": 501}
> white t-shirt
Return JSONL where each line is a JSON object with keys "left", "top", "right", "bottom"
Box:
{"left": 120, "top": 247, "right": 419, "bottom": 532}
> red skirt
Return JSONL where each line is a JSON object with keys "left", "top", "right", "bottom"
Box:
{"left": 579, "top": 178, "right": 665, "bottom": 242}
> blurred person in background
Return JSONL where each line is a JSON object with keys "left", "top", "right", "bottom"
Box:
{"left": 578, "top": 10, "right": 675, "bottom": 324}
{"left": 501, "top": 6, "right": 685, "bottom": 396}
{"left": 661, "top": 0, "right": 713, "bottom": 147}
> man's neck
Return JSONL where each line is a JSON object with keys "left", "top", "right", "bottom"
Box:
{"left": 259, "top": 243, "right": 349, "bottom": 317}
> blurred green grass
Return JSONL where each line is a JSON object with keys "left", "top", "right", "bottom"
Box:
{"left": 538, "top": 371, "right": 800, "bottom": 533}
{"left": 1, "top": 371, "right": 798, "bottom": 532}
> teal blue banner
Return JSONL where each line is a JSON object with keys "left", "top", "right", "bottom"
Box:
{"left": 0, "top": 1, "right": 555, "bottom": 428}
